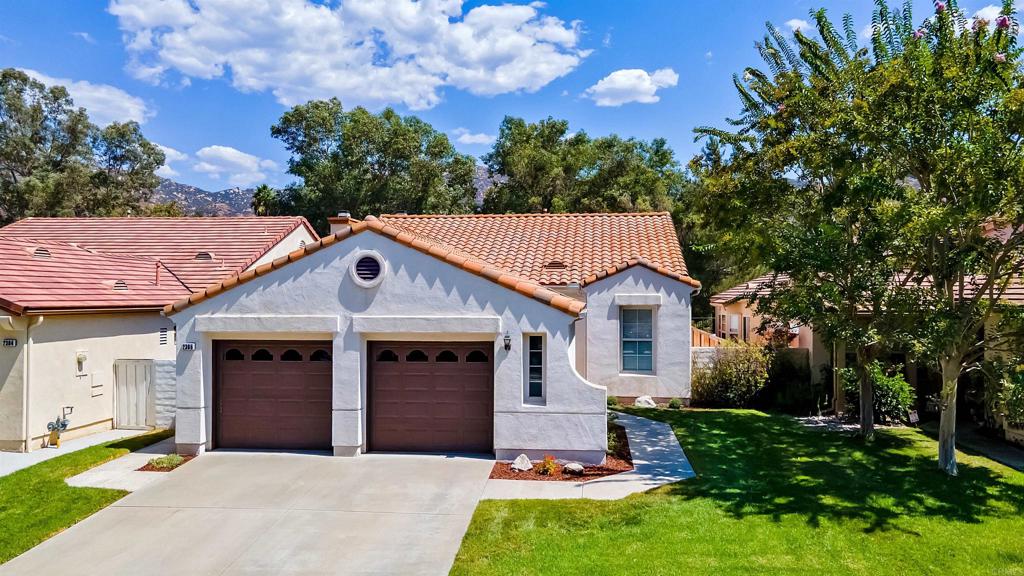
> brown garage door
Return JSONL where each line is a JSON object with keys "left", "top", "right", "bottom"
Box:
{"left": 369, "top": 341, "right": 493, "bottom": 453}
{"left": 215, "top": 341, "right": 333, "bottom": 450}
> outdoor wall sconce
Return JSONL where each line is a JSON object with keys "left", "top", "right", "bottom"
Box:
{"left": 503, "top": 331, "right": 512, "bottom": 351}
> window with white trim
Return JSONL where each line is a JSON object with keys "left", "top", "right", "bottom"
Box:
{"left": 525, "top": 335, "right": 544, "bottom": 401}
{"left": 728, "top": 314, "right": 740, "bottom": 340}
{"left": 621, "top": 308, "right": 654, "bottom": 373}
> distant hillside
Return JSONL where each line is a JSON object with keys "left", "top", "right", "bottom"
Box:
{"left": 151, "top": 178, "right": 256, "bottom": 216}
{"left": 152, "top": 166, "right": 495, "bottom": 216}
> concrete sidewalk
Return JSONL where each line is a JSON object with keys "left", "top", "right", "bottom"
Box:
{"left": 66, "top": 437, "right": 177, "bottom": 491}
{"left": 0, "top": 428, "right": 143, "bottom": 478}
{"left": 483, "top": 411, "right": 695, "bottom": 500}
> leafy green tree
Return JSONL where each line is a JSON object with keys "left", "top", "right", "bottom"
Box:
{"left": 270, "top": 98, "right": 476, "bottom": 231}
{"left": 695, "top": 0, "right": 1024, "bottom": 473}
{"left": 0, "top": 68, "right": 164, "bottom": 224}
{"left": 859, "top": 0, "right": 1024, "bottom": 474}
{"left": 689, "top": 11, "right": 908, "bottom": 439}
{"left": 482, "top": 116, "right": 681, "bottom": 214}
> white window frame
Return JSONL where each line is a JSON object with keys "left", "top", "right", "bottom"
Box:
{"left": 523, "top": 334, "right": 546, "bottom": 404}
{"left": 728, "top": 314, "right": 740, "bottom": 340}
{"left": 620, "top": 307, "right": 656, "bottom": 374}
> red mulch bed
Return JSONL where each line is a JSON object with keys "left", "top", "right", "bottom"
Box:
{"left": 137, "top": 455, "right": 195, "bottom": 472}
{"left": 489, "top": 422, "right": 633, "bottom": 482}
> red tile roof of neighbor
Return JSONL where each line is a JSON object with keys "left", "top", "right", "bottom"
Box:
{"left": 165, "top": 213, "right": 701, "bottom": 316}
{"left": 0, "top": 216, "right": 316, "bottom": 291}
{"left": 710, "top": 273, "right": 787, "bottom": 305}
{"left": 0, "top": 237, "right": 191, "bottom": 315}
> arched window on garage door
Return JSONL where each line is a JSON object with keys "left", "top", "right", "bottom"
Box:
{"left": 251, "top": 349, "right": 274, "bottom": 361}
{"left": 310, "top": 349, "right": 332, "bottom": 362}
{"left": 225, "top": 348, "right": 245, "bottom": 361}
{"left": 376, "top": 349, "right": 399, "bottom": 362}
{"left": 406, "top": 349, "right": 428, "bottom": 362}
{"left": 281, "top": 349, "right": 303, "bottom": 362}
{"left": 466, "top": 350, "right": 488, "bottom": 363}
{"left": 435, "top": 350, "right": 459, "bottom": 362}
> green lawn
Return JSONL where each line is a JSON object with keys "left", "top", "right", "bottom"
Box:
{"left": 0, "top": 429, "right": 173, "bottom": 563}
{"left": 452, "top": 409, "right": 1024, "bottom": 576}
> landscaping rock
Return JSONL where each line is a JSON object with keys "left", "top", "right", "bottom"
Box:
{"left": 634, "top": 395, "right": 657, "bottom": 408}
{"left": 511, "top": 454, "right": 532, "bottom": 472}
{"left": 563, "top": 462, "right": 585, "bottom": 476}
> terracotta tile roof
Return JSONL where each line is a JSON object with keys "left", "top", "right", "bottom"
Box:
{"left": 0, "top": 216, "right": 316, "bottom": 291}
{"left": 166, "top": 217, "right": 586, "bottom": 317}
{"left": 710, "top": 273, "right": 787, "bottom": 305}
{"left": 376, "top": 212, "right": 699, "bottom": 288}
{"left": 0, "top": 237, "right": 191, "bottom": 315}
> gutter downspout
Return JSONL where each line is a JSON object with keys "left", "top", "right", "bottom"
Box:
{"left": 23, "top": 316, "right": 43, "bottom": 451}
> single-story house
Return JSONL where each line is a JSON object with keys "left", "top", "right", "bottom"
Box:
{"left": 0, "top": 217, "right": 318, "bottom": 452}
{"left": 165, "top": 211, "right": 700, "bottom": 464}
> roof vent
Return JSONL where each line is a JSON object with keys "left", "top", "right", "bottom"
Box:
{"left": 195, "top": 251, "right": 213, "bottom": 261}
{"left": 33, "top": 247, "right": 52, "bottom": 259}
{"left": 113, "top": 280, "right": 128, "bottom": 291}
{"left": 543, "top": 260, "right": 567, "bottom": 270}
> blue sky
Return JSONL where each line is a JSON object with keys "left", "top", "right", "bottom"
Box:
{"left": 1, "top": 0, "right": 1012, "bottom": 191}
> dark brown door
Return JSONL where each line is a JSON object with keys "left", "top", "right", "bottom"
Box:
{"left": 369, "top": 341, "right": 493, "bottom": 453}
{"left": 215, "top": 341, "right": 333, "bottom": 450}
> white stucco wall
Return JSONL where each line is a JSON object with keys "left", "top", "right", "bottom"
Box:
{"left": 584, "top": 267, "right": 695, "bottom": 400}
{"left": 248, "top": 226, "right": 318, "bottom": 269}
{"left": 171, "top": 231, "right": 608, "bottom": 463}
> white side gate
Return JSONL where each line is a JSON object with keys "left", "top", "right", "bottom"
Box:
{"left": 114, "top": 359, "right": 154, "bottom": 429}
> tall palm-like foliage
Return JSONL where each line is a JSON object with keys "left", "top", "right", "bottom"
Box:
{"left": 692, "top": 1, "right": 1024, "bottom": 474}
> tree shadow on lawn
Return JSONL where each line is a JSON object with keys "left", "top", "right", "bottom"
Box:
{"left": 625, "top": 408, "right": 1024, "bottom": 534}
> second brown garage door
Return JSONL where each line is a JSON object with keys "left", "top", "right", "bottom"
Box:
{"left": 215, "top": 341, "right": 333, "bottom": 450}
{"left": 369, "top": 341, "right": 493, "bottom": 453}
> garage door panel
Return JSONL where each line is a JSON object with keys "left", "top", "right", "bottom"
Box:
{"left": 215, "top": 341, "right": 333, "bottom": 450}
{"left": 369, "top": 341, "right": 493, "bottom": 453}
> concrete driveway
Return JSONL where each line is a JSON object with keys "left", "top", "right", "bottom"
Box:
{"left": 0, "top": 451, "right": 493, "bottom": 576}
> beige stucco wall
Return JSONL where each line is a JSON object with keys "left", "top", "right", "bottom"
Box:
{"left": 712, "top": 301, "right": 827, "bottom": 385}
{"left": 248, "top": 226, "right": 318, "bottom": 269}
{"left": 19, "top": 313, "right": 176, "bottom": 450}
{"left": 0, "top": 321, "right": 28, "bottom": 451}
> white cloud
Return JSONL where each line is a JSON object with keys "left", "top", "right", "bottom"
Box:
{"left": 452, "top": 128, "right": 495, "bottom": 145}
{"left": 602, "top": 29, "right": 612, "bottom": 48}
{"left": 192, "top": 145, "right": 277, "bottom": 187}
{"left": 583, "top": 67, "right": 678, "bottom": 107}
{"left": 785, "top": 19, "right": 810, "bottom": 33}
{"left": 860, "top": 23, "right": 875, "bottom": 40}
{"left": 72, "top": 31, "right": 96, "bottom": 44}
{"left": 154, "top": 143, "right": 187, "bottom": 178}
{"left": 108, "top": 0, "right": 589, "bottom": 110}
{"left": 704, "top": 51, "right": 713, "bottom": 61}
{"left": 20, "top": 69, "right": 152, "bottom": 126}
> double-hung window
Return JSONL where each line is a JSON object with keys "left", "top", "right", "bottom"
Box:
{"left": 621, "top": 308, "right": 654, "bottom": 373}
{"left": 526, "top": 335, "right": 544, "bottom": 401}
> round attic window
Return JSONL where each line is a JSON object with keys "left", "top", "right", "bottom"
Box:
{"left": 350, "top": 251, "right": 386, "bottom": 288}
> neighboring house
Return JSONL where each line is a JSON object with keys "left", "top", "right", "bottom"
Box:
{"left": 165, "top": 212, "right": 700, "bottom": 464}
{"left": 0, "top": 217, "right": 318, "bottom": 452}
{"left": 710, "top": 274, "right": 830, "bottom": 387}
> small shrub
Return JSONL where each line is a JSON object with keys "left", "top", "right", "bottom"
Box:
{"left": 1003, "top": 363, "right": 1024, "bottom": 428}
{"left": 607, "top": 395, "right": 620, "bottom": 408}
{"left": 840, "top": 361, "right": 914, "bottom": 424}
{"left": 692, "top": 343, "right": 771, "bottom": 408}
{"left": 667, "top": 397, "right": 683, "bottom": 410}
{"left": 538, "top": 454, "right": 558, "bottom": 476}
{"left": 147, "top": 454, "right": 184, "bottom": 470}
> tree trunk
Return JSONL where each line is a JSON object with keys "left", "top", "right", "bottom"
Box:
{"left": 855, "top": 348, "right": 874, "bottom": 440}
{"left": 937, "top": 356, "right": 960, "bottom": 476}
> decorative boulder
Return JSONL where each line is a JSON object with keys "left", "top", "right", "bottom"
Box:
{"left": 511, "top": 454, "right": 532, "bottom": 472}
{"left": 563, "top": 462, "right": 585, "bottom": 476}
{"left": 634, "top": 395, "right": 657, "bottom": 408}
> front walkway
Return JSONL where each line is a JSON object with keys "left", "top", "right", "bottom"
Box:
{"left": 482, "top": 411, "right": 695, "bottom": 500}
{"left": 66, "top": 437, "right": 177, "bottom": 491}
{"left": 0, "top": 428, "right": 142, "bottom": 478}
{"left": 1, "top": 450, "right": 493, "bottom": 576}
